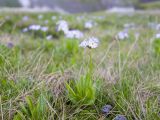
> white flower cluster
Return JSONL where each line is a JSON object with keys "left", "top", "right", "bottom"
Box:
{"left": 65, "top": 30, "right": 83, "bottom": 39}
{"left": 148, "top": 22, "right": 160, "bottom": 31}
{"left": 29, "top": 24, "right": 41, "bottom": 31}
{"left": 46, "top": 35, "right": 53, "bottom": 40}
{"left": 79, "top": 37, "right": 99, "bottom": 49}
{"left": 116, "top": 31, "right": 129, "bottom": 40}
{"left": 156, "top": 24, "right": 160, "bottom": 30}
{"left": 41, "top": 26, "right": 48, "bottom": 32}
{"left": 155, "top": 33, "right": 160, "bottom": 39}
{"left": 22, "top": 16, "right": 29, "bottom": 21}
{"left": 56, "top": 20, "right": 69, "bottom": 33}
{"left": 22, "top": 25, "right": 48, "bottom": 32}
{"left": 84, "top": 21, "right": 94, "bottom": 29}
{"left": 56, "top": 20, "right": 84, "bottom": 39}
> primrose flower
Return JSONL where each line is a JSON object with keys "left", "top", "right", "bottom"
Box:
{"left": 7, "top": 42, "right": 14, "bottom": 48}
{"left": 56, "top": 20, "right": 69, "bottom": 33}
{"left": 65, "top": 30, "right": 84, "bottom": 39}
{"left": 101, "top": 105, "right": 112, "bottom": 115}
{"left": 116, "top": 31, "right": 129, "bottom": 40}
{"left": 114, "top": 115, "right": 127, "bottom": 120}
{"left": 79, "top": 37, "right": 99, "bottom": 49}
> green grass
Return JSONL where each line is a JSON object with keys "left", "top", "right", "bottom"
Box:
{"left": 0, "top": 11, "right": 160, "bottom": 120}
{"left": 139, "top": 1, "right": 160, "bottom": 10}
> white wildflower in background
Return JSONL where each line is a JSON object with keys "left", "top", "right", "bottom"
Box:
{"left": 116, "top": 31, "right": 129, "bottom": 40}
{"left": 148, "top": 22, "right": 157, "bottom": 29}
{"left": 56, "top": 20, "right": 84, "bottom": 39}
{"left": 29, "top": 25, "right": 41, "bottom": 31}
{"left": 87, "top": 37, "right": 99, "bottom": 48}
{"left": 56, "top": 20, "right": 69, "bottom": 33}
{"left": 65, "top": 30, "right": 84, "bottom": 39}
{"left": 46, "top": 35, "right": 53, "bottom": 40}
{"left": 79, "top": 37, "right": 99, "bottom": 49}
{"left": 22, "top": 28, "right": 28, "bottom": 32}
{"left": 148, "top": 22, "right": 160, "bottom": 31}
{"left": 23, "top": 25, "right": 48, "bottom": 32}
{"left": 155, "top": 33, "right": 160, "bottom": 39}
{"left": 156, "top": 24, "right": 160, "bottom": 31}
{"left": 22, "top": 16, "right": 29, "bottom": 21}
{"left": 41, "top": 26, "right": 48, "bottom": 32}
{"left": 79, "top": 40, "right": 88, "bottom": 48}
{"left": 84, "top": 21, "right": 94, "bottom": 29}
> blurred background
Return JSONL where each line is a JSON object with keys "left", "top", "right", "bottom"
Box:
{"left": 0, "top": 0, "right": 160, "bottom": 13}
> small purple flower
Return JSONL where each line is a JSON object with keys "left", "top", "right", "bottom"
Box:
{"left": 114, "top": 115, "right": 127, "bottom": 120}
{"left": 101, "top": 105, "right": 112, "bottom": 115}
{"left": 7, "top": 42, "right": 14, "bottom": 48}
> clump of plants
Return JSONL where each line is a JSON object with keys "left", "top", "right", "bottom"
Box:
{"left": 152, "top": 38, "right": 160, "bottom": 55}
{"left": 66, "top": 37, "right": 100, "bottom": 105}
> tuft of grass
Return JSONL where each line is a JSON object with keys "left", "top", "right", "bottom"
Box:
{"left": 66, "top": 74, "right": 97, "bottom": 105}
{"left": 13, "top": 94, "right": 48, "bottom": 120}
{"left": 153, "top": 38, "right": 160, "bottom": 56}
